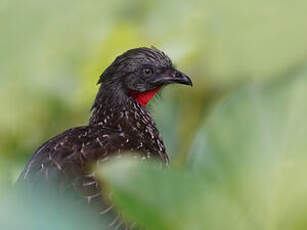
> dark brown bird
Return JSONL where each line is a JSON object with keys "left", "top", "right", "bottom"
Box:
{"left": 18, "top": 47, "right": 192, "bottom": 229}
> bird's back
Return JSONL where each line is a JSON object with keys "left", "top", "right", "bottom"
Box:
{"left": 18, "top": 101, "right": 168, "bottom": 229}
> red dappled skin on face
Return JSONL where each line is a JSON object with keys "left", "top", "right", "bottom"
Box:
{"left": 130, "top": 87, "right": 161, "bottom": 107}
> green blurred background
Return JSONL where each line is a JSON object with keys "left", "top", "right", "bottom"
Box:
{"left": 1, "top": 0, "right": 307, "bottom": 229}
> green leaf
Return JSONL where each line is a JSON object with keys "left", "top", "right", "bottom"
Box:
{"left": 98, "top": 158, "right": 253, "bottom": 230}
{"left": 99, "top": 65, "right": 307, "bottom": 230}
{"left": 188, "top": 65, "right": 307, "bottom": 229}
{"left": 0, "top": 187, "right": 108, "bottom": 230}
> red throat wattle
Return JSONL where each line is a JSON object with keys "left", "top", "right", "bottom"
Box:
{"left": 130, "top": 87, "right": 161, "bottom": 107}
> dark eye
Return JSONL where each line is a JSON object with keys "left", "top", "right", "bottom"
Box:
{"left": 143, "top": 67, "right": 153, "bottom": 76}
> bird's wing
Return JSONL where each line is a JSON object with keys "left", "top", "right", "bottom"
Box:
{"left": 17, "top": 126, "right": 132, "bottom": 230}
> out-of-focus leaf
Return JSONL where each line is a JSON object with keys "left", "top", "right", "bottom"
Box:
{"left": 189, "top": 64, "right": 307, "bottom": 174}
{"left": 0, "top": 185, "right": 107, "bottom": 230}
{"left": 188, "top": 64, "right": 307, "bottom": 229}
{"left": 98, "top": 158, "right": 253, "bottom": 230}
{"left": 98, "top": 65, "right": 307, "bottom": 230}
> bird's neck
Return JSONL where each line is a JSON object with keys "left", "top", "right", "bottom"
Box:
{"left": 89, "top": 88, "right": 168, "bottom": 164}
{"left": 89, "top": 82, "right": 160, "bottom": 127}
{"left": 89, "top": 94, "right": 156, "bottom": 130}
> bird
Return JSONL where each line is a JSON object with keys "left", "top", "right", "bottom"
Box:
{"left": 17, "top": 47, "right": 192, "bottom": 229}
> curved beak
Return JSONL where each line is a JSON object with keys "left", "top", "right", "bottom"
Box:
{"left": 151, "top": 69, "right": 193, "bottom": 87}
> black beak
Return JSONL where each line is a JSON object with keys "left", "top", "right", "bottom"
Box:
{"left": 151, "top": 69, "right": 193, "bottom": 87}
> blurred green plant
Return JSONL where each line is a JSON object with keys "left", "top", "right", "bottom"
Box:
{"left": 0, "top": 186, "right": 107, "bottom": 230}
{"left": 98, "top": 66, "right": 307, "bottom": 229}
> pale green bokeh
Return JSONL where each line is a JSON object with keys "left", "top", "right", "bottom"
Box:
{"left": 1, "top": 0, "right": 307, "bottom": 229}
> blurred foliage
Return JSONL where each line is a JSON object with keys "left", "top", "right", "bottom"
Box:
{"left": 0, "top": 186, "right": 107, "bottom": 230}
{"left": 99, "top": 67, "right": 307, "bottom": 229}
{"left": 1, "top": 0, "right": 307, "bottom": 229}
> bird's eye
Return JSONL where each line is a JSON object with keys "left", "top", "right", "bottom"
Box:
{"left": 143, "top": 68, "right": 153, "bottom": 76}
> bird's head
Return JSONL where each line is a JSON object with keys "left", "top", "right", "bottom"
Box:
{"left": 93, "top": 47, "right": 192, "bottom": 109}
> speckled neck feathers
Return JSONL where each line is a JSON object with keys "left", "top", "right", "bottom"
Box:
{"left": 89, "top": 94, "right": 168, "bottom": 163}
